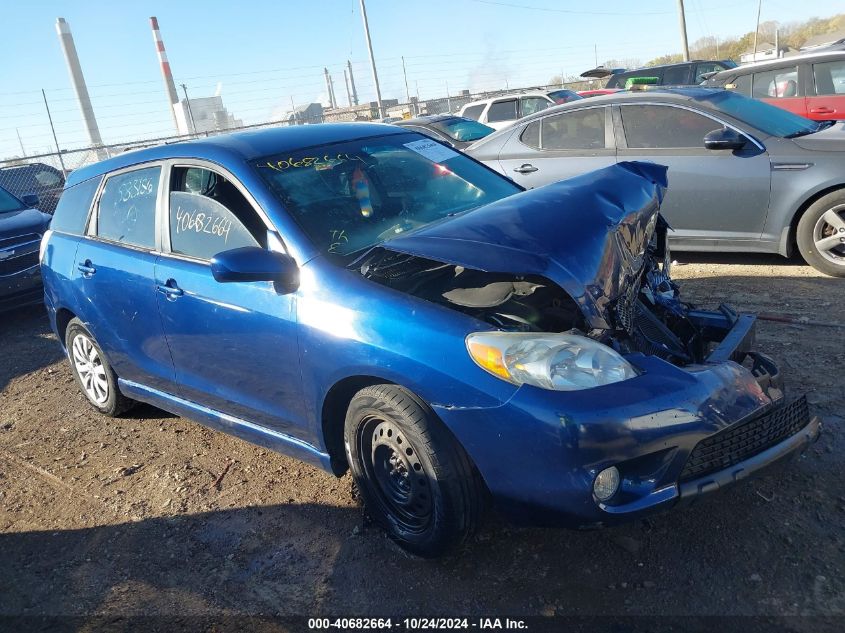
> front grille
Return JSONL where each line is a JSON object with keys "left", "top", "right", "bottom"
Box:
{"left": 0, "top": 251, "right": 39, "bottom": 276}
{"left": 680, "top": 396, "right": 810, "bottom": 482}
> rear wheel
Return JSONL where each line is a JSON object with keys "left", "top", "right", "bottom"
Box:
{"left": 796, "top": 191, "right": 845, "bottom": 277}
{"left": 65, "top": 318, "right": 133, "bottom": 417}
{"left": 344, "top": 384, "right": 485, "bottom": 558}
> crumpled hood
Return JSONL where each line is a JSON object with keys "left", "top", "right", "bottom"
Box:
{"left": 382, "top": 161, "right": 668, "bottom": 329}
{"left": 0, "top": 207, "right": 50, "bottom": 241}
{"left": 790, "top": 121, "right": 845, "bottom": 152}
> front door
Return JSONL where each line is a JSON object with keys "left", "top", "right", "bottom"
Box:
{"left": 72, "top": 164, "right": 175, "bottom": 392}
{"left": 154, "top": 164, "right": 307, "bottom": 436}
{"left": 615, "top": 103, "right": 771, "bottom": 247}
{"left": 498, "top": 106, "right": 616, "bottom": 188}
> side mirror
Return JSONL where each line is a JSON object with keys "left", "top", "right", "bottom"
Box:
{"left": 704, "top": 127, "right": 747, "bottom": 151}
{"left": 21, "top": 193, "right": 39, "bottom": 208}
{"left": 211, "top": 246, "right": 299, "bottom": 293}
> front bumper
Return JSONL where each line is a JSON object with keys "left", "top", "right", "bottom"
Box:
{"left": 433, "top": 307, "right": 819, "bottom": 528}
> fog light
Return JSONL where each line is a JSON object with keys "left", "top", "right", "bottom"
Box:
{"left": 593, "top": 466, "right": 620, "bottom": 502}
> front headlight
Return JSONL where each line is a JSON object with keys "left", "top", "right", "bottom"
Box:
{"left": 466, "top": 331, "right": 638, "bottom": 391}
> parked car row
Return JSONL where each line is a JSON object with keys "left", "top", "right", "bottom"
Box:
{"left": 465, "top": 87, "right": 845, "bottom": 277}
{"left": 37, "top": 122, "right": 820, "bottom": 558}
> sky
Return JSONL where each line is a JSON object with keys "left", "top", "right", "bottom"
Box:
{"left": 0, "top": 0, "right": 838, "bottom": 160}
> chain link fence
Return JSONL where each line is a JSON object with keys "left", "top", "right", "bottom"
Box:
{"left": 0, "top": 79, "right": 591, "bottom": 213}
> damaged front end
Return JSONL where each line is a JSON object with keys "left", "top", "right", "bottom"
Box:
{"left": 354, "top": 161, "right": 762, "bottom": 376}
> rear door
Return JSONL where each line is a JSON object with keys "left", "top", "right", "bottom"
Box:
{"left": 809, "top": 59, "right": 845, "bottom": 120}
{"left": 497, "top": 106, "right": 615, "bottom": 188}
{"left": 751, "top": 63, "right": 807, "bottom": 117}
{"left": 72, "top": 164, "right": 175, "bottom": 392}
{"left": 154, "top": 162, "right": 305, "bottom": 436}
{"left": 615, "top": 103, "right": 771, "bottom": 245}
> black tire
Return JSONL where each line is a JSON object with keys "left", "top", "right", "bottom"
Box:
{"left": 65, "top": 318, "right": 133, "bottom": 417}
{"left": 796, "top": 191, "right": 845, "bottom": 278}
{"left": 344, "top": 384, "right": 485, "bottom": 558}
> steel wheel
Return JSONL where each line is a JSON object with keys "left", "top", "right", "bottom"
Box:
{"left": 71, "top": 332, "right": 109, "bottom": 405}
{"left": 813, "top": 203, "right": 845, "bottom": 265}
{"left": 358, "top": 414, "right": 433, "bottom": 535}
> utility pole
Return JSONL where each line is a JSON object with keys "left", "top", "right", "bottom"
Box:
{"left": 359, "top": 0, "right": 384, "bottom": 119}
{"left": 41, "top": 89, "right": 66, "bottom": 173}
{"left": 753, "top": 0, "right": 762, "bottom": 61}
{"left": 402, "top": 56, "right": 411, "bottom": 105}
{"left": 344, "top": 69, "right": 353, "bottom": 107}
{"left": 15, "top": 129, "right": 26, "bottom": 157}
{"left": 290, "top": 95, "right": 297, "bottom": 125}
{"left": 181, "top": 84, "right": 197, "bottom": 135}
{"left": 446, "top": 80, "right": 452, "bottom": 113}
{"left": 594, "top": 44, "right": 598, "bottom": 67}
{"left": 676, "top": 0, "right": 690, "bottom": 62}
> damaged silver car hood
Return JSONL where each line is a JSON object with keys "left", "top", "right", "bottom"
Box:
{"left": 381, "top": 161, "right": 669, "bottom": 329}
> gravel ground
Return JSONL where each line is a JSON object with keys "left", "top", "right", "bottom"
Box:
{"left": 0, "top": 254, "right": 842, "bottom": 628}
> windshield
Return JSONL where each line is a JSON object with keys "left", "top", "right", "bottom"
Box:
{"left": 547, "top": 89, "right": 584, "bottom": 104}
{"left": 430, "top": 118, "right": 494, "bottom": 142}
{"left": 695, "top": 90, "right": 823, "bottom": 137}
{"left": 0, "top": 186, "right": 24, "bottom": 213}
{"left": 253, "top": 133, "right": 520, "bottom": 258}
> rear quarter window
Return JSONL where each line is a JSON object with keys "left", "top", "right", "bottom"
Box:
{"left": 461, "top": 104, "right": 485, "bottom": 121}
{"left": 49, "top": 176, "right": 102, "bottom": 235}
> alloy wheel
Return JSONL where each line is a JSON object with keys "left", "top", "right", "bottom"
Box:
{"left": 71, "top": 333, "right": 109, "bottom": 405}
{"left": 813, "top": 203, "right": 845, "bottom": 265}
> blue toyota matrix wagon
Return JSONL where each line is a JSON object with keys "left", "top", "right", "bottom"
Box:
{"left": 41, "top": 124, "right": 820, "bottom": 557}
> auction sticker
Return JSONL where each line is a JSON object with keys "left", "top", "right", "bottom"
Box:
{"left": 403, "top": 138, "right": 460, "bottom": 163}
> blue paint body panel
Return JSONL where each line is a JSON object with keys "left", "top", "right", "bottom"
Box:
{"left": 41, "top": 124, "right": 817, "bottom": 528}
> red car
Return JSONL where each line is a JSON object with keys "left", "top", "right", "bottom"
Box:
{"left": 704, "top": 51, "right": 845, "bottom": 121}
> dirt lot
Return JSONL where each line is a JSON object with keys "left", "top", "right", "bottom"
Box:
{"left": 1, "top": 254, "right": 843, "bottom": 628}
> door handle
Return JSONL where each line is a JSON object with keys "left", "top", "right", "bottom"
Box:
{"left": 513, "top": 164, "right": 538, "bottom": 174}
{"left": 156, "top": 279, "right": 184, "bottom": 300}
{"left": 76, "top": 260, "right": 96, "bottom": 278}
{"left": 809, "top": 107, "right": 834, "bottom": 114}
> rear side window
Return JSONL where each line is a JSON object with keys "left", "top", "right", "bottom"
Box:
{"left": 168, "top": 166, "right": 266, "bottom": 260}
{"left": 487, "top": 99, "right": 518, "bottom": 122}
{"left": 541, "top": 108, "right": 606, "bottom": 150}
{"left": 520, "top": 97, "right": 550, "bottom": 117}
{"left": 96, "top": 166, "right": 160, "bottom": 249}
{"left": 694, "top": 62, "right": 724, "bottom": 83}
{"left": 663, "top": 65, "right": 691, "bottom": 85}
{"left": 461, "top": 104, "right": 485, "bottom": 121}
{"left": 813, "top": 60, "right": 845, "bottom": 95}
{"left": 752, "top": 66, "right": 799, "bottom": 98}
{"left": 621, "top": 105, "right": 718, "bottom": 148}
{"left": 50, "top": 176, "right": 102, "bottom": 235}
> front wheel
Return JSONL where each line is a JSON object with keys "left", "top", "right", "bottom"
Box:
{"left": 796, "top": 191, "right": 845, "bottom": 277}
{"left": 344, "top": 384, "right": 485, "bottom": 558}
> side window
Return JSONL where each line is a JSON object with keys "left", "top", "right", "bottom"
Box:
{"left": 520, "top": 120, "right": 540, "bottom": 149}
{"left": 520, "top": 97, "right": 550, "bottom": 117}
{"left": 486, "top": 99, "right": 518, "bottom": 123}
{"left": 461, "top": 104, "right": 485, "bottom": 121}
{"left": 96, "top": 167, "right": 159, "bottom": 249}
{"left": 694, "top": 62, "right": 723, "bottom": 83}
{"left": 49, "top": 176, "right": 101, "bottom": 235}
{"left": 663, "top": 65, "right": 691, "bottom": 85}
{"left": 621, "top": 105, "right": 718, "bottom": 149}
{"left": 404, "top": 125, "right": 451, "bottom": 145}
{"left": 541, "top": 108, "right": 606, "bottom": 150}
{"left": 813, "top": 61, "right": 845, "bottom": 95}
{"left": 168, "top": 166, "right": 267, "bottom": 261}
{"left": 752, "top": 67, "right": 799, "bottom": 98}
{"left": 729, "top": 74, "right": 752, "bottom": 97}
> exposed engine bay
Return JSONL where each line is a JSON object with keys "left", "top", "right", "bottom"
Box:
{"left": 357, "top": 218, "right": 713, "bottom": 367}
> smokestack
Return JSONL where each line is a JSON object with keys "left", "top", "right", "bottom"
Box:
{"left": 55, "top": 18, "right": 104, "bottom": 150}
{"left": 324, "top": 68, "right": 337, "bottom": 109}
{"left": 347, "top": 60, "right": 359, "bottom": 106}
{"left": 150, "top": 17, "right": 180, "bottom": 134}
